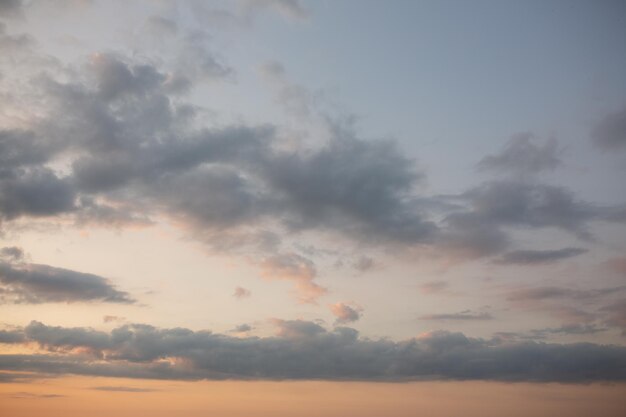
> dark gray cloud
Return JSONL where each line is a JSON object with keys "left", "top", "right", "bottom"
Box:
{"left": 0, "top": 129, "right": 56, "bottom": 174}
{"left": 6, "top": 52, "right": 434, "bottom": 254}
{"left": 495, "top": 247, "right": 588, "bottom": 265}
{"left": 436, "top": 179, "right": 626, "bottom": 259}
{"left": 1, "top": 22, "right": 624, "bottom": 290}
{"left": 1, "top": 320, "right": 625, "bottom": 382}
{"left": 461, "top": 181, "right": 597, "bottom": 238}
{"left": 419, "top": 311, "right": 493, "bottom": 321}
{"left": 591, "top": 107, "right": 626, "bottom": 151}
{"left": 0, "top": 328, "right": 25, "bottom": 343}
{"left": 0, "top": 0, "right": 23, "bottom": 18}
{"left": 0, "top": 168, "right": 76, "bottom": 220}
{"left": 262, "top": 134, "right": 436, "bottom": 244}
{"left": 0, "top": 246, "right": 24, "bottom": 261}
{"left": 478, "top": 133, "right": 561, "bottom": 175}
{"left": 0, "top": 259, "right": 134, "bottom": 304}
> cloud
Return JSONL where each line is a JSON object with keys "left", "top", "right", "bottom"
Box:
{"left": 1, "top": 320, "right": 625, "bottom": 382}
{"left": 329, "top": 302, "right": 363, "bottom": 324}
{"left": 591, "top": 107, "right": 626, "bottom": 150}
{"left": 353, "top": 256, "right": 375, "bottom": 272}
{"left": 103, "top": 315, "right": 126, "bottom": 324}
{"left": 260, "top": 253, "right": 327, "bottom": 303}
{"left": 419, "top": 311, "right": 493, "bottom": 321}
{"left": 0, "top": 246, "right": 24, "bottom": 261}
{"left": 0, "top": 0, "right": 23, "bottom": 18}
{"left": 242, "top": 0, "right": 310, "bottom": 21}
{"left": 506, "top": 286, "right": 624, "bottom": 303}
{"left": 0, "top": 328, "right": 25, "bottom": 343}
{"left": 2, "top": 49, "right": 436, "bottom": 256}
{"left": 0, "top": 257, "right": 134, "bottom": 304}
{"left": 231, "top": 323, "right": 252, "bottom": 333}
{"left": 233, "top": 286, "right": 251, "bottom": 299}
{"left": 9, "top": 392, "right": 65, "bottom": 399}
{"left": 437, "top": 180, "right": 626, "bottom": 260}
{"left": 478, "top": 133, "right": 561, "bottom": 175}
{"left": 0, "top": 168, "right": 76, "bottom": 220}
{"left": 506, "top": 285, "right": 626, "bottom": 333}
{"left": 493, "top": 323, "right": 608, "bottom": 342}
{"left": 495, "top": 247, "right": 588, "bottom": 265}
{"left": 91, "top": 386, "right": 156, "bottom": 392}
{"left": 261, "top": 133, "right": 436, "bottom": 244}
{"left": 601, "top": 300, "right": 626, "bottom": 335}
{"left": 1, "top": 8, "right": 624, "bottom": 314}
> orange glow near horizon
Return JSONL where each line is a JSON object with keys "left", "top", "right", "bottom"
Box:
{"left": 1, "top": 377, "right": 625, "bottom": 417}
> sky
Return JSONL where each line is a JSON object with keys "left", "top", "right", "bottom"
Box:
{"left": 1, "top": 0, "right": 626, "bottom": 415}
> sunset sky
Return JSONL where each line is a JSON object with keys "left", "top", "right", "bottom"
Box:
{"left": 1, "top": 0, "right": 626, "bottom": 415}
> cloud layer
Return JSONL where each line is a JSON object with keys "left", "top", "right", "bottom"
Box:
{"left": 1, "top": 320, "right": 625, "bottom": 382}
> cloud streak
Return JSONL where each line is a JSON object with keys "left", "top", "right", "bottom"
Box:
{"left": 0, "top": 251, "right": 134, "bottom": 304}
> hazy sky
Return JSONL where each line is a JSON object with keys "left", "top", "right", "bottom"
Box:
{"left": 1, "top": 0, "right": 626, "bottom": 415}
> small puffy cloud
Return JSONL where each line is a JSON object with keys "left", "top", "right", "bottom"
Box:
{"left": 591, "top": 107, "right": 626, "bottom": 151}
{"left": 260, "top": 253, "right": 327, "bottom": 303}
{"left": 329, "top": 302, "right": 363, "bottom": 324}
{"left": 353, "top": 256, "right": 375, "bottom": 272}
{"left": 103, "top": 315, "right": 126, "bottom": 324}
{"left": 495, "top": 247, "right": 588, "bottom": 265}
{"left": 233, "top": 286, "right": 251, "bottom": 299}
{"left": 231, "top": 323, "right": 252, "bottom": 333}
